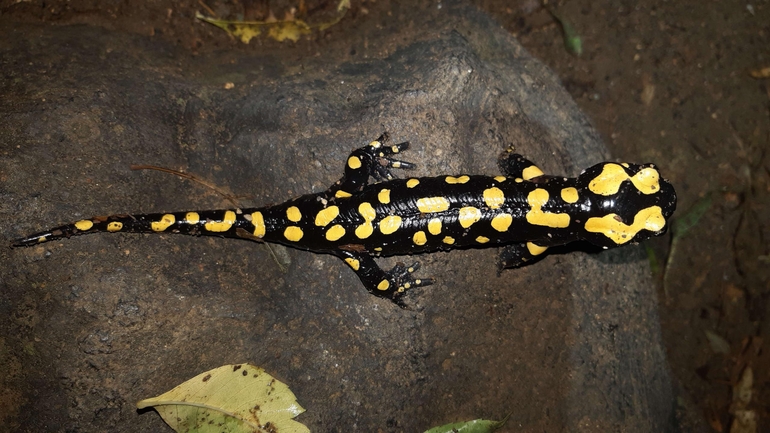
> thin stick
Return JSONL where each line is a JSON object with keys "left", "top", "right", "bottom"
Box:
{"left": 130, "top": 164, "right": 287, "bottom": 272}
{"left": 130, "top": 164, "right": 240, "bottom": 208}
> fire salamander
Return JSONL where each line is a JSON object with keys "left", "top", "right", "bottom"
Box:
{"left": 13, "top": 134, "right": 676, "bottom": 305}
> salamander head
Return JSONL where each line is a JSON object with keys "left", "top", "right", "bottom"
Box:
{"left": 576, "top": 162, "right": 677, "bottom": 248}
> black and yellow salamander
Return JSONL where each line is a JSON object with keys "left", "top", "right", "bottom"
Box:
{"left": 13, "top": 134, "right": 676, "bottom": 305}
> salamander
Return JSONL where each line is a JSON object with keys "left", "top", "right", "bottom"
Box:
{"left": 12, "top": 133, "right": 677, "bottom": 305}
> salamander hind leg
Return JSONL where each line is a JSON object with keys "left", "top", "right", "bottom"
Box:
{"left": 338, "top": 250, "right": 434, "bottom": 307}
{"left": 498, "top": 147, "right": 545, "bottom": 180}
{"left": 498, "top": 241, "right": 551, "bottom": 271}
{"left": 328, "top": 133, "right": 416, "bottom": 199}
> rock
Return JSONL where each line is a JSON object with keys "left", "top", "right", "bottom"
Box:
{"left": 0, "top": 2, "right": 674, "bottom": 431}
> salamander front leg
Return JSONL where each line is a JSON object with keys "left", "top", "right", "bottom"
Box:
{"left": 327, "top": 133, "right": 416, "bottom": 199}
{"left": 498, "top": 147, "right": 545, "bottom": 180}
{"left": 337, "top": 250, "right": 434, "bottom": 306}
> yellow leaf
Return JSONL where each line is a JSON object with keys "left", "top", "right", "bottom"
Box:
{"left": 137, "top": 364, "right": 309, "bottom": 433}
{"left": 232, "top": 24, "right": 262, "bottom": 44}
{"left": 196, "top": 0, "right": 349, "bottom": 44}
{"left": 337, "top": 0, "right": 351, "bottom": 12}
{"left": 268, "top": 21, "right": 311, "bottom": 42}
{"left": 749, "top": 66, "right": 770, "bottom": 79}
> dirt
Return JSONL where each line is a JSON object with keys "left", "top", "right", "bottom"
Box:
{"left": 1, "top": 0, "right": 768, "bottom": 431}
{"left": 481, "top": 2, "right": 769, "bottom": 431}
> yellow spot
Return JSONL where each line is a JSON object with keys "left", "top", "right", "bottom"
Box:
{"left": 377, "top": 279, "right": 390, "bottom": 291}
{"left": 458, "top": 207, "right": 481, "bottom": 228}
{"left": 515, "top": 178, "right": 524, "bottom": 183}
{"left": 391, "top": 145, "right": 400, "bottom": 153}
{"left": 286, "top": 206, "right": 302, "bottom": 222}
{"left": 561, "top": 187, "right": 579, "bottom": 203}
{"left": 631, "top": 167, "right": 662, "bottom": 194}
{"left": 526, "top": 242, "right": 548, "bottom": 256}
{"left": 589, "top": 164, "right": 661, "bottom": 196}
{"left": 588, "top": 164, "right": 627, "bottom": 196}
{"left": 205, "top": 210, "right": 236, "bottom": 232}
{"left": 491, "top": 213, "right": 512, "bottom": 232}
{"left": 354, "top": 202, "right": 377, "bottom": 239}
{"left": 359, "top": 202, "right": 376, "bottom": 222}
{"left": 355, "top": 223, "right": 373, "bottom": 239}
{"left": 379, "top": 215, "right": 402, "bottom": 234}
{"left": 344, "top": 258, "right": 360, "bottom": 271}
{"left": 185, "top": 212, "right": 200, "bottom": 224}
{"left": 378, "top": 189, "right": 391, "bottom": 204}
{"left": 585, "top": 206, "right": 666, "bottom": 245}
{"left": 369, "top": 140, "right": 381, "bottom": 148}
{"left": 406, "top": 179, "right": 420, "bottom": 188}
{"left": 413, "top": 231, "right": 427, "bottom": 246}
{"left": 107, "top": 221, "right": 123, "bottom": 232}
{"left": 416, "top": 197, "right": 450, "bottom": 213}
{"left": 494, "top": 176, "right": 507, "bottom": 182}
{"left": 315, "top": 206, "right": 339, "bottom": 226}
{"left": 348, "top": 156, "right": 362, "bottom": 169}
{"left": 443, "top": 236, "right": 455, "bottom": 245}
{"left": 476, "top": 236, "right": 490, "bottom": 243}
{"left": 283, "top": 226, "right": 304, "bottom": 242}
{"left": 522, "top": 165, "right": 544, "bottom": 180}
{"left": 325, "top": 224, "right": 346, "bottom": 241}
{"left": 445, "top": 175, "right": 470, "bottom": 184}
{"left": 251, "top": 211, "right": 266, "bottom": 237}
{"left": 427, "top": 218, "right": 442, "bottom": 235}
{"left": 335, "top": 190, "right": 352, "bottom": 198}
{"left": 374, "top": 247, "right": 382, "bottom": 251}
{"left": 483, "top": 187, "right": 505, "bottom": 209}
{"left": 151, "top": 214, "right": 175, "bottom": 232}
{"left": 526, "top": 189, "right": 570, "bottom": 228}
{"left": 74, "top": 220, "right": 94, "bottom": 231}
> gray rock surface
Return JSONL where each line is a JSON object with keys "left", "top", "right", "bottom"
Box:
{"left": 0, "top": 2, "right": 675, "bottom": 431}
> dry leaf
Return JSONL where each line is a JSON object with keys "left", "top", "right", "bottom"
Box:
{"left": 728, "top": 367, "right": 756, "bottom": 433}
{"left": 705, "top": 330, "right": 731, "bottom": 354}
{"left": 732, "top": 366, "right": 753, "bottom": 408}
{"left": 641, "top": 82, "right": 656, "bottom": 106}
{"left": 424, "top": 416, "right": 508, "bottom": 433}
{"left": 232, "top": 24, "right": 262, "bottom": 44}
{"left": 748, "top": 67, "right": 770, "bottom": 79}
{"left": 197, "top": 0, "right": 350, "bottom": 43}
{"left": 268, "top": 21, "right": 311, "bottom": 42}
{"left": 729, "top": 410, "right": 757, "bottom": 433}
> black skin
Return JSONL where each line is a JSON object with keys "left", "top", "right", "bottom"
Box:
{"left": 12, "top": 134, "right": 677, "bottom": 306}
